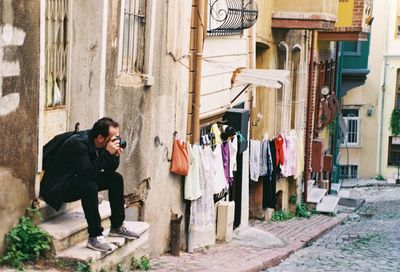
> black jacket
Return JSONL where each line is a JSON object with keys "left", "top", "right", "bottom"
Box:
{"left": 40, "top": 129, "right": 119, "bottom": 210}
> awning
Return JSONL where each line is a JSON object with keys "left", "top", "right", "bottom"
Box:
{"left": 231, "top": 68, "right": 290, "bottom": 89}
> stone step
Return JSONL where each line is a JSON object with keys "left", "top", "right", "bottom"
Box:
{"left": 307, "top": 180, "right": 315, "bottom": 194}
{"left": 57, "top": 221, "right": 149, "bottom": 272}
{"left": 307, "top": 188, "right": 327, "bottom": 204}
{"left": 39, "top": 201, "right": 112, "bottom": 253}
{"left": 316, "top": 195, "right": 340, "bottom": 214}
{"left": 37, "top": 198, "right": 82, "bottom": 222}
{"left": 338, "top": 189, "right": 350, "bottom": 198}
{"left": 37, "top": 195, "right": 105, "bottom": 222}
{"left": 330, "top": 182, "right": 341, "bottom": 195}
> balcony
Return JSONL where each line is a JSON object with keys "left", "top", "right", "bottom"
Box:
{"left": 319, "top": 0, "right": 373, "bottom": 41}
{"left": 340, "top": 35, "right": 371, "bottom": 95}
{"left": 271, "top": 0, "right": 338, "bottom": 30}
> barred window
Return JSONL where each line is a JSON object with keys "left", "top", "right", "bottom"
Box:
{"left": 395, "top": 69, "right": 400, "bottom": 110}
{"left": 119, "top": 0, "right": 145, "bottom": 74}
{"left": 45, "top": 0, "right": 69, "bottom": 108}
{"left": 341, "top": 109, "right": 360, "bottom": 146}
{"left": 396, "top": 0, "right": 400, "bottom": 38}
{"left": 388, "top": 136, "right": 400, "bottom": 166}
{"left": 339, "top": 165, "right": 358, "bottom": 179}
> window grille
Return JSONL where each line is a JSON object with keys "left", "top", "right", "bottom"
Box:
{"left": 45, "top": 0, "right": 69, "bottom": 108}
{"left": 208, "top": 0, "right": 258, "bottom": 36}
{"left": 388, "top": 136, "right": 400, "bottom": 166}
{"left": 119, "top": 0, "right": 145, "bottom": 74}
{"left": 396, "top": 0, "right": 400, "bottom": 38}
{"left": 339, "top": 165, "right": 358, "bottom": 179}
{"left": 341, "top": 109, "right": 360, "bottom": 146}
{"left": 395, "top": 69, "right": 400, "bottom": 110}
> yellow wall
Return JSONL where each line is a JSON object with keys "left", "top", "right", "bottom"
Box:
{"left": 273, "top": 0, "right": 338, "bottom": 15}
{"left": 336, "top": 0, "right": 355, "bottom": 27}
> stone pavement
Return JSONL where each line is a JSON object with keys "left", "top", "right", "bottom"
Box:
{"left": 340, "top": 178, "right": 391, "bottom": 188}
{"left": 150, "top": 214, "right": 347, "bottom": 272}
{"left": 266, "top": 186, "right": 400, "bottom": 272}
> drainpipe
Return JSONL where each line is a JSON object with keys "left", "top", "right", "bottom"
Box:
{"left": 142, "top": 0, "right": 156, "bottom": 86}
{"left": 304, "top": 30, "right": 315, "bottom": 202}
{"left": 191, "top": 0, "right": 205, "bottom": 144}
{"left": 377, "top": 1, "right": 390, "bottom": 177}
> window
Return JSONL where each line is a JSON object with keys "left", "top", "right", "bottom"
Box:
{"left": 341, "top": 109, "right": 360, "bottom": 146}
{"left": 339, "top": 165, "right": 358, "bottom": 179}
{"left": 291, "top": 46, "right": 301, "bottom": 130}
{"left": 396, "top": 0, "right": 400, "bottom": 38}
{"left": 276, "top": 41, "right": 288, "bottom": 133}
{"left": 45, "top": 0, "right": 69, "bottom": 108}
{"left": 388, "top": 136, "right": 400, "bottom": 166}
{"left": 119, "top": 0, "right": 145, "bottom": 74}
{"left": 342, "top": 41, "right": 361, "bottom": 56}
{"left": 395, "top": 69, "right": 400, "bottom": 110}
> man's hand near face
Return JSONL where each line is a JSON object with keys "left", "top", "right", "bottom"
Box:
{"left": 106, "top": 136, "right": 124, "bottom": 156}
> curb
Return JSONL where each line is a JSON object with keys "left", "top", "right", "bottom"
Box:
{"left": 255, "top": 214, "right": 349, "bottom": 271}
{"left": 341, "top": 183, "right": 400, "bottom": 189}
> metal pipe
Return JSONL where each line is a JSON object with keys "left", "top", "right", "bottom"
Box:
{"left": 377, "top": 0, "right": 390, "bottom": 177}
{"left": 304, "top": 30, "right": 315, "bottom": 202}
{"left": 191, "top": 0, "right": 205, "bottom": 144}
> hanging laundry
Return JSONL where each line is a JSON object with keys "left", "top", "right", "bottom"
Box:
{"left": 229, "top": 136, "right": 238, "bottom": 177}
{"left": 188, "top": 146, "right": 216, "bottom": 251}
{"left": 211, "top": 144, "right": 228, "bottom": 194}
{"left": 249, "top": 140, "right": 261, "bottom": 182}
{"left": 269, "top": 140, "right": 280, "bottom": 176}
{"left": 282, "top": 131, "right": 297, "bottom": 177}
{"left": 210, "top": 124, "right": 222, "bottom": 145}
{"left": 184, "top": 145, "right": 202, "bottom": 200}
{"left": 262, "top": 140, "right": 279, "bottom": 209}
{"left": 260, "top": 139, "right": 270, "bottom": 177}
{"left": 221, "top": 142, "right": 233, "bottom": 184}
{"left": 295, "top": 131, "right": 305, "bottom": 180}
{"left": 274, "top": 134, "right": 285, "bottom": 166}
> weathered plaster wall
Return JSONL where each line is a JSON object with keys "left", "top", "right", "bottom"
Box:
{"left": 68, "top": 0, "right": 108, "bottom": 129}
{"left": 104, "top": 1, "right": 190, "bottom": 256}
{"left": 0, "top": 0, "right": 40, "bottom": 254}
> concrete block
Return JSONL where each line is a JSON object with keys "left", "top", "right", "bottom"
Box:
{"left": 216, "top": 201, "right": 235, "bottom": 242}
{"left": 307, "top": 188, "right": 327, "bottom": 204}
{"left": 338, "top": 197, "right": 365, "bottom": 208}
{"left": 316, "top": 195, "right": 340, "bottom": 213}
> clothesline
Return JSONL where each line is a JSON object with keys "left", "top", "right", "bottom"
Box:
{"left": 193, "top": 131, "right": 246, "bottom": 148}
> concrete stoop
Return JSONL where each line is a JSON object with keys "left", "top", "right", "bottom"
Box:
{"left": 307, "top": 183, "right": 340, "bottom": 214}
{"left": 316, "top": 195, "right": 340, "bottom": 214}
{"left": 39, "top": 201, "right": 149, "bottom": 271}
{"left": 57, "top": 221, "right": 150, "bottom": 271}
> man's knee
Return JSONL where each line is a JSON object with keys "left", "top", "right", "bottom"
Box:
{"left": 112, "top": 172, "right": 124, "bottom": 184}
{"left": 81, "top": 180, "right": 99, "bottom": 194}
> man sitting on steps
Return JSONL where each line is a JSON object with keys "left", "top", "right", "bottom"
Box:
{"left": 40, "top": 117, "right": 139, "bottom": 252}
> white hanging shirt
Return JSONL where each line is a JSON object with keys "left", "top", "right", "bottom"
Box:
{"left": 184, "top": 144, "right": 202, "bottom": 200}
{"left": 229, "top": 136, "right": 238, "bottom": 178}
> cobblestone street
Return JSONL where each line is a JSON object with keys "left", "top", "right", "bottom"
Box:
{"left": 267, "top": 185, "right": 400, "bottom": 272}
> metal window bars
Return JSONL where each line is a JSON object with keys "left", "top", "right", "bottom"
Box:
{"left": 121, "top": 0, "right": 144, "bottom": 74}
{"left": 45, "top": 0, "right": 69, "bottom": 108}
{"left": 208, "top": 0, "right": 258, "bottom": 36}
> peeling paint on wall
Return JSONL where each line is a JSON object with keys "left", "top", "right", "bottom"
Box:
{"left": 0, "top": 0, "right": 26, "bottom": 116}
